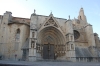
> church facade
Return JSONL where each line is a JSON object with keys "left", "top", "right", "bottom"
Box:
{"left": 0, "top": 8, "right": 100, "bottom": 62}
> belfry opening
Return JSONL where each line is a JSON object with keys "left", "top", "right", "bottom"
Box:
{"left": 37, "top": 26, "right": 66, "bottom": 60}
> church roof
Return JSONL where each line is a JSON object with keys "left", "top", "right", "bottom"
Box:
{"left": 12, "top": 17, "right": 30, "bottom": 23}
{"left": 8, "top": 17, "right": 30, "bottom": 26}
{"left": 36, "top": 14, "right": 67, "bottom": 20}
{"left": 75, "top": 47, "right": 93, "bottom": 57}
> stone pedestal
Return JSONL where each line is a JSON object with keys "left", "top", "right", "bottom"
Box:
{"left": 28, "top": 48, "right": 36, "bottom": 61}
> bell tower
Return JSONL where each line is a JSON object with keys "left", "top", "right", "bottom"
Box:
{"left": 78, "top": 8, "right": 87, "bottom": 24}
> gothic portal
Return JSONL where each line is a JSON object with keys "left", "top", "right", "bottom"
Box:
{"left": 37, "top": 26, "right": 66, "bottom": 60}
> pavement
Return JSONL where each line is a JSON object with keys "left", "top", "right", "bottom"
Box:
{"left": 0, "top": 60, "right": 100, "bottom": 66}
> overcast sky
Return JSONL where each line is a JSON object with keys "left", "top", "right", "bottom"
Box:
{"left": 0, "top": 0, "right": 100, "bottom": 37}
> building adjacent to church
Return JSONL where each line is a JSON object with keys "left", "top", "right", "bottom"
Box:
{"left": 0, "top": 8, "right": 100, "bottom": 62}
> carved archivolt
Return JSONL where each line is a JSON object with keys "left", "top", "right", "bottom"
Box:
{"left": 37, "top": 26, "right": 66, "bottom": 57}
{"left": 44, "top": 17, "right": 58, "bottom": 28}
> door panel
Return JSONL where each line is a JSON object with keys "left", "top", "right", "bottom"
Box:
{"left": 43, "top": 45, "right": 49, "bottom": 59}
{"left": 49, "top": 45, "right": 54, "bottom": 59}
{"left": 43, "top": 44, "right": 54, "bottom": 59}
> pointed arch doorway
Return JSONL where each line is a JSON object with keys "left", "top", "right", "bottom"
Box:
{"left": 37, "top": 26, "right": 65, "bottom": 60}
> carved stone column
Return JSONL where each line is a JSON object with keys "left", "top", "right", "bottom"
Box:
{"left": 29, "top": 13, "right": 37, "bottom": 61}
{"left": 65, "top": 19, "right": 76, "bottom": 62}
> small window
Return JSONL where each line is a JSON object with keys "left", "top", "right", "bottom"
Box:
{"left": 14, "top": 28, "right": 20, "bottom": 50}
{"left": 32, "top": 32, "right": 34, "bottom": 37}
{"left": 71, "top": 44, "right": 73, "bottom": 49}
{"left": 17, "top": 29, "right": 20, "bottom": 34}
{"left": 15, "top": 29, "right": 20, "bottom": 42}
{"left": 71, "top": 36, "right": 73, "bottom": 41}
{"left": 80, "top": 16, "right": 81, "bottom": 20}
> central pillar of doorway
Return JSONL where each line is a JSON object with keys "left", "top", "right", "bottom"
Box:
{"left": 28, "top": 12, "right": 37, "bottom": 61}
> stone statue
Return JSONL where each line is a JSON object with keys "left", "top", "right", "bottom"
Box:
{"left": 34, "top": 9, "right": 36, "bottom": 14}
{"left": 69, "top": 15, "right": 70, "bottom": 19}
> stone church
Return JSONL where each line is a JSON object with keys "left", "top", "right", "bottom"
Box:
{"left": 0, "top": 8, "right": 100, "bottom": 62}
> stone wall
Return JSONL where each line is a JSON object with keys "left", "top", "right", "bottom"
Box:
{"left": 0, "top": 11, "right": 30, "bottom": 60}
{"left": 0, "top": 23, "right": 30, "bottom": 60}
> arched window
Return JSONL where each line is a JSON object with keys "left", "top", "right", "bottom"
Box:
{"left": 15, "top": 29, "right": 20, "bottom": 42}
{"left": 15, "top": 28, "right": 20, "bottom": 50}
{"left": 71, "top": 44, "right": 74, "bottom": 49}
{"left": 71, "top": 36, "right": 73, "bottom": 41}
{"left": 32, "top": 32, "right": 34, "bottom": 37}
{"left": 80, "top": 16, "right": 81, "bottom": 20}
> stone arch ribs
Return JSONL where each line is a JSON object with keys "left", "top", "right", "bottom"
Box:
{"left": 37, "top": 26, "right": 65, "bottom": 45}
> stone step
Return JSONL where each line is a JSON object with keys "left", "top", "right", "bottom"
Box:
{"left": 36, "top": 59, "right": 71, "bottom": 62}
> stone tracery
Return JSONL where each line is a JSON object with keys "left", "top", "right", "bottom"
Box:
{"left": 44, "top": 17, "right": 58, "bottom": 28}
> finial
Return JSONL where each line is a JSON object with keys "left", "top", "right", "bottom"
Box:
{"left": 31, "top": 9, "right": 36, "bottom": 16}
{"left": 49, "top": 10, "right": 53, "bottom": 16}
{"left": 74, "top": 17, "right": 76, "bottom": 19}
{"left": 34, "top": 9, "right": 36, "bottom": 14}
{"left": 69, "top": 15, "right": 70, "bottom": 19}
{"left": 80, "top": 5, "right": 83, "bottom": 10}
{"left": 50, "top": 10, "right": 52, "bottom": 14}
